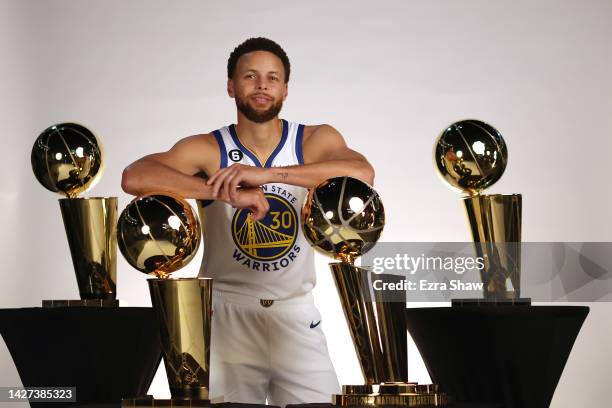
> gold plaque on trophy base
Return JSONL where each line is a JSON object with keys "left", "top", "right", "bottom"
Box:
{"left": 121, "top": 394, "right": 209, "bottom": 407}
{"left": 333, "top": 383, "right": 448, "bottom": 407}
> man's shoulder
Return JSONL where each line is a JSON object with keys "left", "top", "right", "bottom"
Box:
{"left": 168, "top": 133, "right": 220, "bottom": 162}
{"left": 301, "top": 124, "right": 342, "bottom": 143}
{"left": 170, "top": 132, "right": 221, "bottom": 175}
{"left": 177, "top": 132, "right": 218, "bottom": 148}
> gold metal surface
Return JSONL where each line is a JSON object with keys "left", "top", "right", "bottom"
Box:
{"left": 122, "top": 395, "right": 210, "bottom": 407}
{"left": 31, "top": 122, "right": 103, "bottom": 198}
{"left": 330, "top": 263, "right": 406, "bottom": 384}
{"left": 59, "top": 197, "right": 117, "bottom": 300}
{"left": 333, "top": 392, "right": 447, "bottom": 407}
{"left": 148, "top": 278, "right": 212, "bottom": 401}
{"left": 118, "top": 194, "right": 211, "bottom": 403}
{"left": 117, "top": 193, "right": 201, "bottom": 279}
{"left": 334, "top": 383, "right": 448, "bottom": 406}
{"left": 434, "top": 120, "right": 523, "bottom": 301}
{"left": 464, "top": 193, "right": 522, "bottom": 299}
{"left": 302, "top": 176, "right": 384, "bottom": 264}
{"left": 434, "top": 119, "right": 507, "bottom": 196}
{"left": 303, "top": 177, "right": 446, "bottom": 406}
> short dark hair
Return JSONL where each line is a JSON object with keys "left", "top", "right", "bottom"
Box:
{"left": 227, "top": 37, "right": 291, "bottom": 83}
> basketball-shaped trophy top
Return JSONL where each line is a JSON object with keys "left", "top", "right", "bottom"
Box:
{"left": 117, "top": 193, "right": 201, "bottom": 278}
{"left": 302, "top": 176, "right": 385, "bottom": 264}
{"left": 31, "top": 122, "right": 103, "bottom": 198}
{"left": 434, "top": 119, "right": 507, "bottom": 195}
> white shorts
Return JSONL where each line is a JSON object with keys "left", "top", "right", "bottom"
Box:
{"left": 209, "top": 290, "right": 340, "bottom": 407}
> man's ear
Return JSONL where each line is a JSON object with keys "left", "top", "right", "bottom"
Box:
{"left": 283, "top": 83, "right": 288, "bottom": 101}
{"left": 227, "top": 79, "right": 235, "bottom": 98}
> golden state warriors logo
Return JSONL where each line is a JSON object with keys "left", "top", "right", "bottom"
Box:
{"left": 232, "top": 193, "right": 298, "bottom": 261}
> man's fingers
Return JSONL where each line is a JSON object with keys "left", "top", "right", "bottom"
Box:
{"left": 212, "top": 168, "right": 233, "bottom": 197}
{"left": 229, "top": 184, "right": 239, "bottom": 202}
{"left": 253, "top": 205, "right": 266, "bottom": 221}
{"left": 223, "top": 172, "right": 236, "bottom": 202}
{"left": 207, "top": 167, "right": 226, "bottom": 186}
{"left": 211, "top": 174, "right": 224, "bottom": 197}
{"left": 258, "top": 196, "right": 269, "bottom": 220}
{"left": 250, "top": 193, "right": 269, "bottom": 222}
{"left": 207, "top": 164, "right": 239, "bottom": 186}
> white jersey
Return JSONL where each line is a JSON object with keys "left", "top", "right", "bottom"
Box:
{"left": 198, "top": 119, "right": 315, "bottom": 300}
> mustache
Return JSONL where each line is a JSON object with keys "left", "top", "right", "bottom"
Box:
{"left": 250, "top": 92, "right": 273, "bottom": 99}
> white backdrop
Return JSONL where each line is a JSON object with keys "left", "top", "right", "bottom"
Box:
{"left": 1, "top": 0, "right": 611, "bottom": 406}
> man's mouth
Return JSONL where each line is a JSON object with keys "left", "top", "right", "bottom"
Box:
{"left": 251, "top": 94, "right": 273, "bottom": 104}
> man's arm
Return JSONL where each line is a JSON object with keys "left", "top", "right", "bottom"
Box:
{"left": 207, "top": 124, "right": 375, "bottom": 200}
{"left": 121, "top": 134, "right": 270, "bottom": 220}
{"left": 121, "top": 134, "right": 218, "bottom": 199}
{"left": 284, "top": 124, "right": 374, "bottom": 186}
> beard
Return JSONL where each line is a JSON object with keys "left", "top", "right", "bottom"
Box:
{"left": 235, "top": 94, "right": 283, "bottom": 123}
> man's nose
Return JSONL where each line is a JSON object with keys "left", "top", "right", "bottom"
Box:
{"left": 256, "top": 78, "right": 268, "bottom": 90}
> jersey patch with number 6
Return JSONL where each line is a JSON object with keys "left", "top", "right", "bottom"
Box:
{"left": 228, "top": 149, "right": 244, "bottom": 162}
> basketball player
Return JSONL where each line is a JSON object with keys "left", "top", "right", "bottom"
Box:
{"left": 121, "top": 37, "right": 374, "bottom": 406}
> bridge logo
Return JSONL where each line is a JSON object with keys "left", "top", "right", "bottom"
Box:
{"left": 231, "top": 193, "right": 298, "bottom": 261}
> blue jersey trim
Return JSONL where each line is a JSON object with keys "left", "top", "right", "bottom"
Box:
{"left": 296, "top": 124, "right": 305, "bottom": 165}
{"left": 228, "top": 120, "right": 289, "bottom": 168}
{"left": 264, "top": 119, "right": 289, "bottom": 168}
{"left": 228, "top": 125, "right": 263, "bottom": 167}
{"left": 213, "top": 130, "right": 227, "bottom": 169}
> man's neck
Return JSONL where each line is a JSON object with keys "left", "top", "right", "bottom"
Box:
{"left": 235, "top": 114, "right": 283, "bottom": 158}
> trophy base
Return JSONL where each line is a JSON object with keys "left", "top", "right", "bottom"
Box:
{"left": 42, "top": 299, "right": 119, "bottom": 308}
{"left": 121, "top": 395, "right": 210, "bottom": 407}
{"left": 332, "top": 383, "right": 448, "bottom": 407}
{"left": 451, "top": 298, "right": 531, "bottom": 307}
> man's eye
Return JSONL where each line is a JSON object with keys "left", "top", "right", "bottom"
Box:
{"left": 270, "top": 76, "right": 279, "bottom": 81}
{"left": 246, "top": 74, "right": 256, "bottom": 79}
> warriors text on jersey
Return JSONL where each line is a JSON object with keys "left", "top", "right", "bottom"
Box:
{"left": 199, "top": 119, "right": 315, "bottom": 300}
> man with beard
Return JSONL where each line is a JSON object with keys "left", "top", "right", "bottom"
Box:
{"left": 121, "top": 37, "right": 374, "bottom": 406}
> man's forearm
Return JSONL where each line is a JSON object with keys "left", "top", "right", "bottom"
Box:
{"left": 267, "top": 159, "right": 374, "bottom": 188}
{"left": 121, "top": 159, "right": 215, "bottom": 199}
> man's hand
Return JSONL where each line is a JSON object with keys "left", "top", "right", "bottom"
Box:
{"left": 207, "top": 164, "right": 269, "bottom": 201}
{"left": 218, "top": 185, "right": 269, "bottom": 221}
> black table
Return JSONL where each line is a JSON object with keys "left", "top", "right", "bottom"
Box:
{"left": 406, "top": 305, "right": 589, "bottom": 408}
{"left": 60, "top": 404, "right": 274, "bottom": 408}
{"left": 39, "top": 403, "right": 274, "bottom": 408}
{"left": 0, "top": 307, "right": 162, "bottom": 407}
{"left": 288, "top": 403, "right": 501, "bottom": 408}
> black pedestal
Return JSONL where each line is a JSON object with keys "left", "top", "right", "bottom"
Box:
{"left": 406, "top": 306, "right": 589, "bottom": 408}
{"left": 287, "top": 403, "right": 502, "bottom": 408}
{"left": 0, "top": 307, "right": 163, "bottom": 407}
{"left": 53, "top": 403, "right": 274, "bottom": 408}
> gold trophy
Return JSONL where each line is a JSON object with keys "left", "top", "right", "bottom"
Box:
{"left": 434, "top": 119, "right": 525, "bottom": 303}
{"left": 302, "top": 176, "right": 447, "bottom": 407}
{"left": 117, "top": 193, "right": 211, "bottom": 407}
{"left": 31, "top": 122, "right": 118, "bottom": 307}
